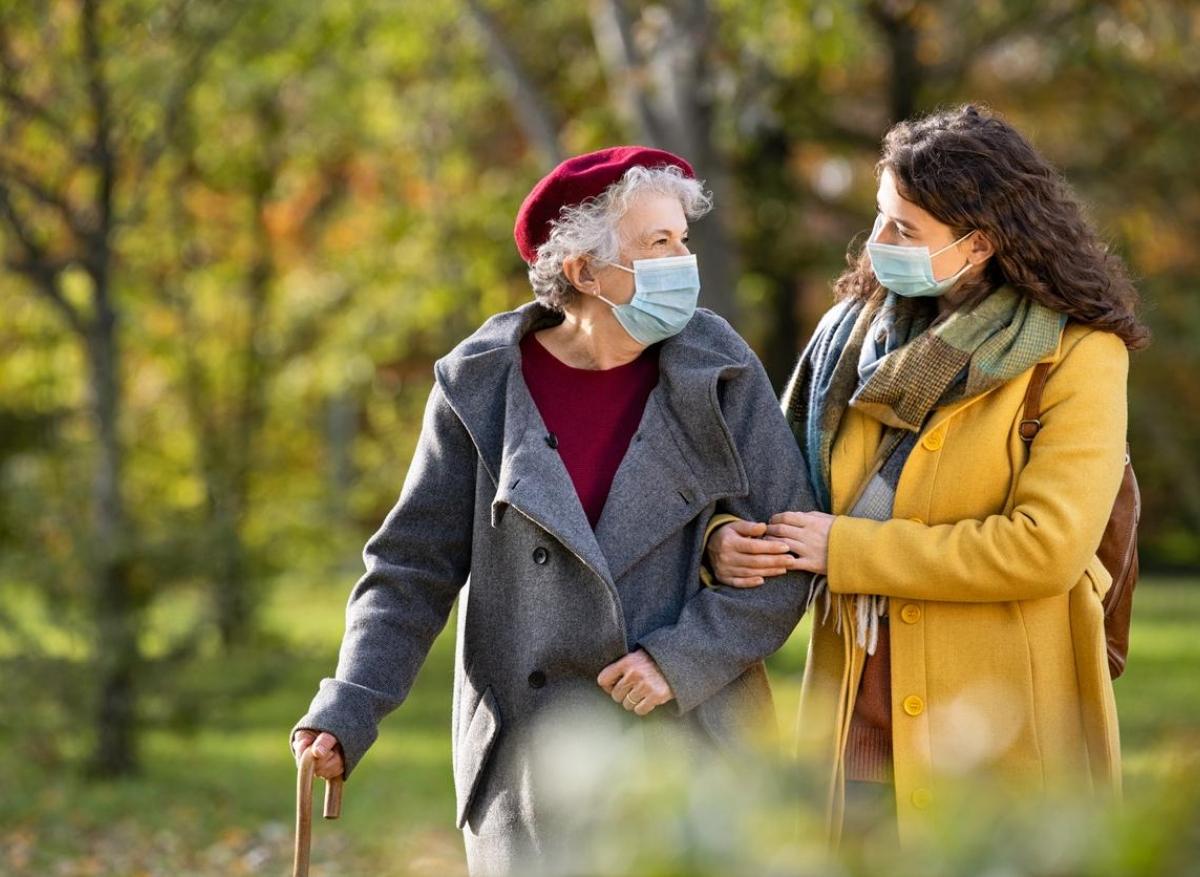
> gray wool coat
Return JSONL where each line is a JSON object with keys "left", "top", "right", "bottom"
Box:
{"left": 291, "top": 301, "right": 816, "bottom": 874}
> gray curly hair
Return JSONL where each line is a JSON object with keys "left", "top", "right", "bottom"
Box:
{"left": 528, "top": 164, "right": 713, "bottom": 311}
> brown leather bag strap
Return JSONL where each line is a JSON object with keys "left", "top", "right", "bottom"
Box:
{"left": 1019, "top": 362, "right": 1053, "bottom": 443}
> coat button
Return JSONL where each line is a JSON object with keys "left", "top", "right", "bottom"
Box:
{"left": 921, "top": 430, "right": 944, "bottom": 451}
{"left": 903, "top": 695, "right": 925, "bottom": 717}
{"left": 907, "top": 516, "right": 924, "bottom": 525}
{"left": 545, "top": 433, "right": 559, "bottom": 449}
{"left": 528, "top": 670, "right": 546, "bottom": 689}
{"left": 911, "top": 788, "right": 933, "bottom": 809}
{"left": 532, "top": 546, "right": 549, "bottom": 565}
{"left": 900, "top": 604, "right": 922, "bottom": 624}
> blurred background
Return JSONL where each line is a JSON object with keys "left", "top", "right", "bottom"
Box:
{"left": 1, "top": 1, "right": 1197, "bottom": 874}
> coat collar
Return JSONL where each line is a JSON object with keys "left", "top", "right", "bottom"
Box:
{"left": 434, "top": 301, "right": 751, "bottom": 586}
{"left": 1037, "top": 319, "right": 1069, "bottom": 364}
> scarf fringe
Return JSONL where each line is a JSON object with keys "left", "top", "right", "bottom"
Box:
{"left": 808, "top": 575, "right": 888, "bottom": 655}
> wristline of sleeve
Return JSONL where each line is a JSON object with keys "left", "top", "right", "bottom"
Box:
{"left": 699, "top": 513, "right": 742, "bottom": 587}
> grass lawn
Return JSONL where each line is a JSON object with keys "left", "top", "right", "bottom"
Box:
{"left": 3, "top": 576, "right": 1198, "bottom": 875}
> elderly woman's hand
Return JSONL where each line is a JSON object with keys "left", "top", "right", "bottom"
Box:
{"left": 292, "top": 729, "right": 345, "bottom": 780}
{"left": 597, "top": 648, "right": 674, "bottom": 716}
{"left": 707, "top": 518, "right": 799, "bottom": 587}
{"left": 763, "top": 511, "right": 835, "bottom": 576}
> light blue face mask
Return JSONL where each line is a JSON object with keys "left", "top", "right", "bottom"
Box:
{"left": 866, "top": 213, "right": 975, "bottom": 298}
{"left": 595, "top": 253, "right": 701, "bottom": 345}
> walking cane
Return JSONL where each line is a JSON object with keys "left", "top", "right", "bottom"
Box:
{"left": 293, "top": 746, "right": 344, "bottom": 877}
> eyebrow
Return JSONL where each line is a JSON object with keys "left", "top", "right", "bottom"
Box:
{"left": 645, "top": 227, "right": 688, "bottom": 240}
{"left": 876, "top": 203, "right": 918, "bottom": 232}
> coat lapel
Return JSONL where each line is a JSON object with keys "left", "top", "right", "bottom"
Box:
{"left": 436, "top": 303, "right": 614, "bottom": 584}
{"left": 490, "top": 362, "right": 615, "bottom": 587}
{"left": 594, "top": 328, "right": 749, "bottom": 582}
{"left": 593, "top": 391, "right": 715, "bottom": 582}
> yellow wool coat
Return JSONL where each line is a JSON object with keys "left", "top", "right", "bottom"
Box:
{"left": 794, "top": 320, "right": 1129, "bottom": 844}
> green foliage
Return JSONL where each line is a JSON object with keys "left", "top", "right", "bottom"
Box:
{"left": 2, "top": 578, "right": 1197, "bottom": 875}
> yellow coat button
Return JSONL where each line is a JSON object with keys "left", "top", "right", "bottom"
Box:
{"left": 903, "top": 695, "right": 925, "bottom": 716}
{"left": 921, "top": 430, "right": 944, "bottom": 451}
{"left": 907, "top": 516, "right": 924, "bottom": 525}
{"left": 911, "top": 788, "right": 933, "bottom": 809}
{"left": 900, "top": 604, "right": 922, "bottom": 624}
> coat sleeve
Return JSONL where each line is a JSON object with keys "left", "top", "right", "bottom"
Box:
{"left": 290, "top": 379, "right": 476, "bottom": 779}
{"left": 637, "top": 351, "right": 816, "bottom": 715}
{"left": 827, "top": 328, "right": 1128, "bottom": 603}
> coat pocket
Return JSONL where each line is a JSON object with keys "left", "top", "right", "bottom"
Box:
{"left": 455, "top": 685, "right": 502, "bottom": 829}
{"left": 1084, "top": 553, "right": 1114, "bottom": 603}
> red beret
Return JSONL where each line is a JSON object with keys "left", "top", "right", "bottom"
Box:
{"left": 513, "top": 145, "right": 695, "bottom": 263}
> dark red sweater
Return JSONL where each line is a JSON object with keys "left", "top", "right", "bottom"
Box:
{"left": 519, "top": 331, "right": 660, "bottom": 529}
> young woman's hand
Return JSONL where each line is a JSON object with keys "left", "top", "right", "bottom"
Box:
{"left": 707, "top": 518, "right": 799, "bottom": 587}
{"left": 764, "top": 511, "right": 835, "bottom": 575}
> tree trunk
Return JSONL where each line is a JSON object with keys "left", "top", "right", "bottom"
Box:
{"left": 326, "top": 391, "right": 358, "bottom": 523}
{"left": 463, "top": 0, "right": 564, "bottom": 167}
{"left": 213, "top": 101, "right": 281, "bottom": 649}
{"left": 81, "top": 0, "right": 143, "bottom": 775}
{"left": 869, "top": 0, "right": 922, "bottom": 123}
{"left": 588, "top": 0, "right": 741, "bottom": 324}
{"left": 84, "top": 295, "right": 139, "bottom": 777}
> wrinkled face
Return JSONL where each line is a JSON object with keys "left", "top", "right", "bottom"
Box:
{"left": 591, "top": 193, "right": 691, "bottom": 305}
{"left": 874, "top": 168, "right": 974, "bottom": 281}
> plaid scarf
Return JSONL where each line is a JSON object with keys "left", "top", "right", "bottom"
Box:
{"left": 781, "top": 286, "right": 1066, "bottom": 651}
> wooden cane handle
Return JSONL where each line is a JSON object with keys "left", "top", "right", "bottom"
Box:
{"left": 324, "top": 769, "right": 344, "bottom": 819}
{"left": 293, "top": 746, "right": 345, "bottom": 877}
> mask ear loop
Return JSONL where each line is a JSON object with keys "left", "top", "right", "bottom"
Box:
{"left": 930, "top": 229, "right": 978, "bottom": 281}
{"left": 591, "top": 257, "right": 635, "bottom": 309}
{"left": 930, "top": 229, "right": 977, "bottom": 258}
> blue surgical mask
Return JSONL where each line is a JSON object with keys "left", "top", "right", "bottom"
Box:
{"left": 866, "top": 213, "right": 975, "bottom": 298}
{"left": 595, "top": 253, "right": 701, "bottom": 345}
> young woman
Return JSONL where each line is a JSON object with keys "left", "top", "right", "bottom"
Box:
{"left": 705, "top": 104, "right": 1148, "bottom": 844}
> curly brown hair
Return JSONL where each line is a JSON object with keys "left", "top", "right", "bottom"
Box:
{"left": 835, "top": 104, "right": 1149, "bottom": 350}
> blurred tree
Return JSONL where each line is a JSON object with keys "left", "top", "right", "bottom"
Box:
{"left": 2, "top": 0, "right": 145, "bottom": 777}
{"left": 144, "top": 3, "right": 359, "bottom": 650}
{"left": 1, "top": 0, "right": 1197, "bottom": 782}
{"left": 0, "top": 0, "right": 242, "bottom": 775}
{"left": 459, "top": 0, "right": 743, "bottom": 321}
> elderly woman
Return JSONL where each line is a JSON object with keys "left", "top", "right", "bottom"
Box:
{"left": 706, "top": 106, "right": 1146, "bottom": 845}
{"left": 289, "top": 146, "right": 815, "bottom": 874}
